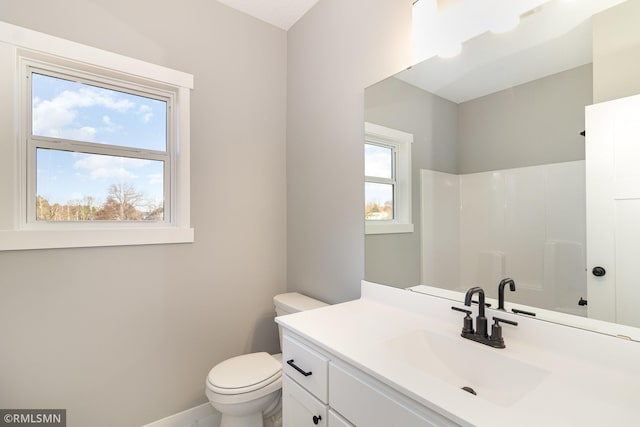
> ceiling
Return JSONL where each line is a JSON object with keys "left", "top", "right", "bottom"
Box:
{"left": 217, "top": 0, "right": 321, "bottom": 30}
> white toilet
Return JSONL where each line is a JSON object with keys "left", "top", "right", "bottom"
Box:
{"left": 206, "top": 293, "right": 327, "bottom": 427}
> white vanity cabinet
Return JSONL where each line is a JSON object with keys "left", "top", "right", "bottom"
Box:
{"left": 282, "top": 331, "right": 459, "bottom": 427}
{"left": 278, "top": 281, "right": 640, "bottom": 427}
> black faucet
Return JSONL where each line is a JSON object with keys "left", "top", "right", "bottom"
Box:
{"left": 464, "top": 287, "right": 488, "bottom": 337}
{"left": 498, "top": 278, "right": 516, "bottom": 310}
{"left": 451, "top": 286, "right": 518, "bottom": 349}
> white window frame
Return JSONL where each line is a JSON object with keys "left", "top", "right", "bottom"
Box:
{"left": 365, "top": 122, "right": 414, "bottom": 235}
{"left": 0, "top": 21, "right": 194, "bottom": 251}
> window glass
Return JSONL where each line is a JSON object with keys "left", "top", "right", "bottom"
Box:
{"left": 36, "top": 148, "right": 164, "bottom": 221}
{"left": 365, "top": 143, "right": 393, "bottom": 179}
{"left": 31, "top": 73, "right": 167, "bottom": 151}
{"left": 365, "top": 182, "right": 394, "bottom": 220}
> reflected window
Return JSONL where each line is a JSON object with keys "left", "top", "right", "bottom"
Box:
{"left": 365, "top": 144, "right": 395, "bottom": 220}
{"left": 364, "top": 123, "right": 414, "bottom": 234}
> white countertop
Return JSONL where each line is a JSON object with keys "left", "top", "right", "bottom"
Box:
{"left": 276, "top": 281, "right": 640, "bottom": 427}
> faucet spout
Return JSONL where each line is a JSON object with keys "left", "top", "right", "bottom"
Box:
{"left": 464, "top": 287, "right": 487, "bottom": 337}
{"left": 464, "top": 286, "right": 485, "bottom": 318}
{"left": 498, "top": 278, "right": 516, "bottom": 310}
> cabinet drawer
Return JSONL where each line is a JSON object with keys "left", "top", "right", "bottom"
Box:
{"left": 283, "top": 375, "right": 328, "bottom": 427}
{"left": 283, "top": 335, "right": 329, "bottom": 402}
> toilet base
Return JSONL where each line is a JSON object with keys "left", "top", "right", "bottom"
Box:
{"left": 210, "top": 389, "right": 281, "bottom": 427}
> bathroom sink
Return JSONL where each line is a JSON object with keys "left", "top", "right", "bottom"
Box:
{"left": 384, "top": 330, "right": 550, "bottom": 407}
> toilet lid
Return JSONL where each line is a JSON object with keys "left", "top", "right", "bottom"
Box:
{"left": 207, "top": 352, "right": 281, "bottom": 394}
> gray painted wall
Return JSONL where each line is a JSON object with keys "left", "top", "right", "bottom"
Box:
{"left": 286, "top": 0, "right": 414, "bottom": 303}
{"left": 458, "top": 64, "right": 592, "bottom": 173}
{"left": 593, "top": 0, "right": 640, "bottom": 103}
{"left": 364, "top": 77, "right": 458, "bottom": 287}
{"left": 0, "top": 1, "right": 286, "bottom": 426}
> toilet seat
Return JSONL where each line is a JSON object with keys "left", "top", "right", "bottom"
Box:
{"left": 207, "top": 352, "right": 282, "bottom": 395}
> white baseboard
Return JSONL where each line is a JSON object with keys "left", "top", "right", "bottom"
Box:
{"left": 141, "top": 403, "right": 220, "bottom": 427}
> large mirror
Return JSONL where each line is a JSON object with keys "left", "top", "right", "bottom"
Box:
{"left": 365, "top": 0, "right": 640, "bottom": 334}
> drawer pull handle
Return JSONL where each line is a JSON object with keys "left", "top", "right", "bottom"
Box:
{"left": 286, "top": 359, "right": 312, "bottom": 377}
{"left": 313, "top": 415, "right": 322, "bottom": 425}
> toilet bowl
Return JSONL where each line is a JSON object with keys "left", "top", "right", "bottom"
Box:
{"left": 206, "top": 293, "right": 327, "bottom": 427}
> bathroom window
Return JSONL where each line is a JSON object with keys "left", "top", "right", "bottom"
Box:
{"left": 364, "top": 123, "right": 413, "bottom": 234}
{"left": 0, "top": 22, "right": 194, "bottom": 250}
{"left": 27, "top": 68, "right": 170, "bottom": 223}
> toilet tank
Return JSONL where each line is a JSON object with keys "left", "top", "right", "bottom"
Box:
{"left": 273, "top": 292, "right": 327, "bottom": 348}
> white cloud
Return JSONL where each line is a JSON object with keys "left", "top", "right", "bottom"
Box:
{"left": 147, "top": 173, "right": 163, "bottom": 185}
{"left": 32, "top": 86, "right": 135, "bottom": 141}
{"left": 68, "top": 126, "right": 97, "bottom": 141}
{"left": 73, "top": 154, "right": 150, "bottom": 181}
{"left": 101, "top": 115, "right": 122, "bottom": 133}
{"left": 365, "top": 151, "right": 392, "bottom": 178}
{"left": 137, "top": 105, "right": 153, "bottom": 123}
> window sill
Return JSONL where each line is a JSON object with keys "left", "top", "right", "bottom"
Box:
{"left": 366, "top": 223, "right": 414, "bottom": 235}
{"left": 0, "top": 227, "right": 194, "bottom": 251}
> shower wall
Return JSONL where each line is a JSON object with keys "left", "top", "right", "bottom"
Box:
{"left": 421, "top": 160, "right": 587, "bottom": 315}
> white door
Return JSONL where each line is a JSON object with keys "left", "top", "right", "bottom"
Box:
{"left": 586, "top": 93, "right": 640, "bottom": 327}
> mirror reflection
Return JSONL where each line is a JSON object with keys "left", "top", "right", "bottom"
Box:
{"left": 364, "top": 0, "right": 640, "bottom": 329}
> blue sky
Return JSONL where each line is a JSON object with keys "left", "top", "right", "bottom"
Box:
{"left": 32, "top": 73, "right": 166, "bottom": 206}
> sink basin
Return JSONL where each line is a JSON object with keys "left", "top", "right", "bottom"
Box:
{"left": 384, "top": 330, "right": 550, "bottom": 407}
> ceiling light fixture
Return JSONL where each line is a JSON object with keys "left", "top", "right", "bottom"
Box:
{"left": 412, "top": 0, "right": 554, "bottom": 62}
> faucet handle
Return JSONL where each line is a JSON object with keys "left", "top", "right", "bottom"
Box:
{"left": 490, "top": 316, "right": 518, "bottom": 348}
{"left": 451, "top": 306, "right": 472, "bottom": 315}
{"left": 451, "top": 306, "right": 474, "bottom": 335}
{"left": 494, "top": 317, "right": 518, "bottom": 327}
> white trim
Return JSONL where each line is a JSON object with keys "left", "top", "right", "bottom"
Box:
{"left": 0, "top": 228, "right": 194, "bottom": 251}
{"left": 140, "top": 403, "right": 220, "bottom": 427}
{"left": 0, "top": 21, "right": 193, "bottom": 89}
{"left": 366, "top": 222, "right": 414, "bottom": 235}
{"left": 365, "top": 122, "right": 413, "bottom": 144}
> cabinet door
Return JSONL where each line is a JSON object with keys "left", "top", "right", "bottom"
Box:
{"left": 329, "top": 362, "right": 459, "bottom": 427}
{"left": 328, "top": 410, "right": 353, "bottom": 427}
{"left": 283, "top": 375, "right": 327, "bottom": 427}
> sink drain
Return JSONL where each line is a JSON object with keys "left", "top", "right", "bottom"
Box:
{"left": 461, "top": 386, "right": 477, "bottom": 396}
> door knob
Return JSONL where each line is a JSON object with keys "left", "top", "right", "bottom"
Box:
{"left": 592, "top": 266, "right": 606, "bottom": 277}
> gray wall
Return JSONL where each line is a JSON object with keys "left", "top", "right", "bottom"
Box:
{"left": 458, "top": 64, "right": 592, "bottom": 174}
{"left": 286, "top": 0, "right": 414, "bottom": 303}
{"left": 0, "top": 1, "right": 286, "bottom": 426}
{"left": 593, "top": 0, "right": 640, "bottom": 103}
{"left": 364, "top": 77, "right": 458, "bottom": 287}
